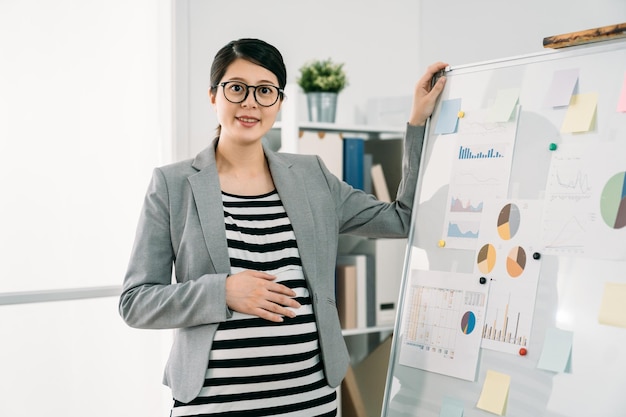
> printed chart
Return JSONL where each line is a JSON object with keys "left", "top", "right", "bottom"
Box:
{"left": 497, "top": 203, "right": 521, "bottom": 240}
{"left": 506, "top": 246, "right": 526, "bottom": 278}
{"left": 475, "top": 199, "right": 543, "bottom": 354}
{"left": 541, "top": 142, "right": 626, "bottom": 259}
{"left": 442, "top": 107, "right": 519, "bottom": 250}
{"left": 482, "top": 290, "right": 530, "bottom": 346}
{"left": 477, "top": 243, "right": 497, "bottom": 274}
{"left": 600, "top": 171, "right": 626, "bottom": 229}
{"left": 541, "top": 144, "right": 594, "bottom": 255}
{"left": 399, "top": 270, "right": 488, "bottom": 381}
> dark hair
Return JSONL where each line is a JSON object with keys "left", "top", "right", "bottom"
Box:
{"left": 210, "top": 38, "right": 286, "bottom": 95}
{"left": 209, "top": 39, "right": 287, "bottom": 138}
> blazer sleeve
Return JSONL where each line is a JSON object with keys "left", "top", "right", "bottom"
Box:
{"left": 329, "top": 123, "right": 425, "bottom": 237}
{"left": 118, "top": 167, "right": 229, "bottom": 329}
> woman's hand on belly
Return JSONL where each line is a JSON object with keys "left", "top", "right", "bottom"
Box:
{"left": 225, "top": 270, "right": 302, "bottom": 322}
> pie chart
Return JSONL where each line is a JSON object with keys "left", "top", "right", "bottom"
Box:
{"left": 461, "top": 311, "right": 476, "bottom": 334}
{"left": 497, "top": 203, "right": 520, "bottom": 240}
{"left": 477, "top": 243, "right": 496, "bottom": 273}
{"left": 506, "top": 246, "right": 526, "bottom": 278}
{"left": 600, "top": 171, "right": 626, "bottom": 229}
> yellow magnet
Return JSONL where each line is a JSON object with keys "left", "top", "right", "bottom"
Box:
{"left": 438, "top": 240, "right": 446, "bottom": 248}
{"left": 457, "top": 111, "right": 465, "bottom": 118}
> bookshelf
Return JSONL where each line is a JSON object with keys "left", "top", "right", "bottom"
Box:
{"left": 272, "top": 84, "right": 408, "bottom": 417}
{"left": 273, "top": 120, "right": 404, "bottom": 140}
{"left": 341, "top": 325, "right": 393, "bottom": 337}
{"left": 274, "top": 84, "right": 405, "bottom": 155}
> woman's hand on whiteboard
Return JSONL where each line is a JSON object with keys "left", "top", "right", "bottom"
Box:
{"left": 408, "top": 61, "right": 448, "bottom": 126}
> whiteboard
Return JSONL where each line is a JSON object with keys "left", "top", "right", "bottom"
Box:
{"left": 382, "top": 39, "right": 626, "bottom": 417}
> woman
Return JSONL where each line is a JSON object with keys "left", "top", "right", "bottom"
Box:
{"left": 119, "top": 38, "right": 446, "bottom": 416}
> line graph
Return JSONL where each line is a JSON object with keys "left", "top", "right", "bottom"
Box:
{"left": 542, "top": 214, "right": 587, "bottom": 253}
{"left": 554, "top": 169, "right": 592, "bottom": 194}
{"left": 450, "top": 196, "right": 484, "bottom": 213}
{"left": 442, "top": 107, "right": 518, "bottom": 250}
{"left": 542, "top": 144, "right": 597, "bottom": 255}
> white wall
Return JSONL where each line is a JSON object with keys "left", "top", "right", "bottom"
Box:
{"left": 175, "top": 0, "right": 422, "bottom": 158}
{"left": 418, "top": 0, "right": 626, "bottom": 67}
{"left": 176, "top": 0, "right": 626, "bottom": 159}
{"left": 0, "top": 1, "right": 174, "bottom": 415}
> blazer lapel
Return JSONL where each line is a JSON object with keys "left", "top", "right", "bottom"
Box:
{"left": 265, "top": 145, "right": 318, "bottom": 285}
{"left": 188, "top": 142, "right": 231, "bottom": 274}
{"left": 186, "top": 140, "right": 319, "bottom": 280}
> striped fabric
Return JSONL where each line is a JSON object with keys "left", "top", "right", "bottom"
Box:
{"left": 171, "top": 190, "right": 337, "bottom": 417}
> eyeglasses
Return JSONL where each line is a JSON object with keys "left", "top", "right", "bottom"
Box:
{"left": 215, "top": 81, "right": 284, "bottom": 107}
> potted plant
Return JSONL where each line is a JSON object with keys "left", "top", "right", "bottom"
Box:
{"left": 297, "top": 58, "right": 348, "bottom": 123}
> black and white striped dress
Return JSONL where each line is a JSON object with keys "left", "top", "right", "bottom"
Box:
{"left": 171, "top": 190, "right": 337, "bottom": 417}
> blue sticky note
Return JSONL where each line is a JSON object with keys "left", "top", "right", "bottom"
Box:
{"left": 537, "top": 327, "right": 574, "bottom": 373}
{"left": 440, "top": 396, "right": 464, "bottom": 417}
{"left": 434, "top": 98, "right": 462, "bottom": 134}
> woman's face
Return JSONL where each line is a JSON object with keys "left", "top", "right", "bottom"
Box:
{"left": 210, "top": 58, "right": 282, "bottom": 145}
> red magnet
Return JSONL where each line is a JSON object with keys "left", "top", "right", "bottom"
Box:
{"left": 519, "top": 347, "right": 528, "bottom": 356}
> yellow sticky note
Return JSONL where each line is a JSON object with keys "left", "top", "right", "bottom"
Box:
{"left": 476, "top": 370, "right": 510, "bottom": 415}
{"left": 561, "top": 92, "right": 598, "bottom": 133}
{"left": 599, "top": 282, "right": 626, "bottom": 328}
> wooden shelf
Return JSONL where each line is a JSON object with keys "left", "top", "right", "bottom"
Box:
{"left": 341, "top": 325, "right": 394, "bottom": 337}
{"left": 272, "top": 121, "right": 403, "bottom": 139}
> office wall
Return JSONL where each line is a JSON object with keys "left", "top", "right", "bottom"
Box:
{"left": 0, "top": 1, "right": 173, "bottom": 415}
{"left": 418, "top": 0, "right": 626, "bottom": 67}
{"left": 175, "top": 0, "right": 626, "bottom": 160}
{"left": 175, "top": 0, "right": 422, "bottom": 158}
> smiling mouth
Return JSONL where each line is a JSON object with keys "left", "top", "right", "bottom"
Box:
{"left": 237, "top": 116, "right": 259, "bottom": 123}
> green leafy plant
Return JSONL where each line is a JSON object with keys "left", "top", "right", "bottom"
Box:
{"left": 297, "top": 58, "right": 348, "bottom": 93}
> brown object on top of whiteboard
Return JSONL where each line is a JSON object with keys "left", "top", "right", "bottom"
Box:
{"left": 543, "top": 23, "right": 626, "bottom": 49}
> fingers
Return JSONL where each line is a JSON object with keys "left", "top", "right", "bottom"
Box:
{"left": 225, "top": 270, "right": 302, "bottom": 322}
{"left": 255, "top": 295, "right": 300, "bottom": 322}
{"left": 429, "top": 73, "right": 446, "bottom": 97}
{"left": 251, "top": 288, "right": 301, "bottom": 322}
{"left": 408, "top": 61, "right": 449, "bottom": 126}
{"left": 427, "top": 61, "right": 449, "bottom": 75}
{"left": 416, "top": 61, "right": 449, "bottom": 94}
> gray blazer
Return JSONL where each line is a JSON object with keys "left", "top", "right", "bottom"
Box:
{"left": 119, "top": 124, "right": 425, "bottom": 403}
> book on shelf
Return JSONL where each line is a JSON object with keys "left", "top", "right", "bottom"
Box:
{"left": 371, "top": 164, "right": 391, "bottom": 202}
{"left": 335, "top": 264, "right": 357, "bottom": 329}
{"left": 349, "top": 238, "right": 407, "bottom": 327}
{"left": 342, "top": 137, "right": 365, "bottom": 191}
{"left": 363, "top": 153, "right": 373, "bottom": 195}
{"left": 364, "top": 138, "right": 403, "bottom": 198}
{"left": 336, "top": 254, "right": 375, "bottom": 329}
